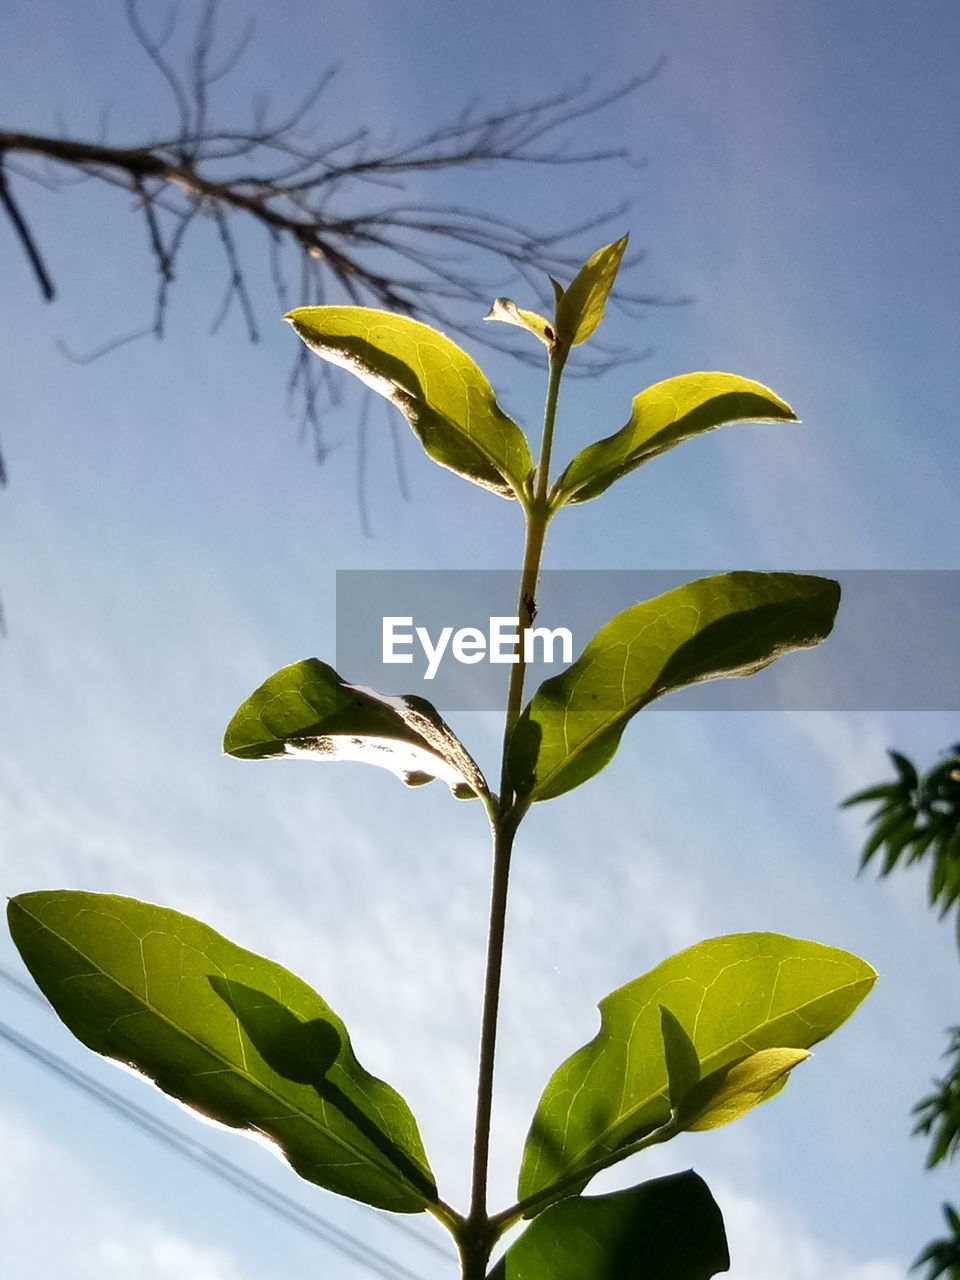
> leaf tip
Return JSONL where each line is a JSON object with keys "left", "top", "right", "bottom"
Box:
{"left": 483, "top": 298, "right": 510, "bottom": 323}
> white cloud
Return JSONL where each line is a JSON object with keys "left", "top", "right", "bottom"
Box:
{"left": 779, "top": 711, "right": 896, "bottom": 803}
{"left": 96, "top": 1230, "right": 241, "bottom": 1280}
{"left": 0, "top": 1106, "right": 45, "bottom": 1206}
{"left": 719, "top": 1183, "right": 903, "bottom": 1280}
{"left": 0, "top": 1104, "right": 245, "bottom": 1280}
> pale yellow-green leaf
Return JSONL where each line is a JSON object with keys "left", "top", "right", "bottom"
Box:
{"left": 678, "top": 1047, "right": 811, "bottom": 1131}
{"left": 553, "top": 235, "right": 627, "bottom": 347}
{"left": 484, "top": 297, "right": 554, "bottom": 347}
{"left": 553, "top": 372, "right": 796, "bottom": 505}
{"left": 287, "top": 306, "right": 533, "bottom": 499}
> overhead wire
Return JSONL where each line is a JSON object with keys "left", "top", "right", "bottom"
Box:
{"left": 0, "top": 963, "right": 456, "bottom": 1280}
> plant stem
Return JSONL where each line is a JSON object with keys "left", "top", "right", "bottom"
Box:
{"left": 534, "top": 344, "right": 567, "bottom": 508}
{"left": 462, "top": 818, "right": 516, "bottom": 1275}
{"left": 496, "top": 512, "right": 547, "bottom": 810}
{"left": 499, "top": 343, "right": 567, "bottom": 808}
{"left": 463, "top": 347, "right": 567, "bottom": 1275}
{"left": 489, "top": 1116, "right": 681, "bottom": 1234}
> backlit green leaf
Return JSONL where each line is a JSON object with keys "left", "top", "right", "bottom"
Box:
{"left": 491, "top": 1172, "right": 729, "bottom": 1279}
{"left": 677, "top": 1047, "right": 810, "bottom": 1132}
{"left": 552, "top": 372, "right": 796, "bottom": 506}
{"left": 508, "top": 572, "right": 840, "bottom": 803}
{"left": 7, "top": 891, "right": 438, "bottom": 1213}
{"left": 224, "top": 658, "right": 489, "bottom": 801}
{"left": 517, "top": 932, "right": 875, "bottom": 1210}
{"left": 286, "top": 306, "right": 533, "bottom": 499}
{"left": 659, "top": 1005, "right": 700, "bottom": 1108}
{"left": 484, "top": 297, "right": 555, "bottom": 348}
{"left": 553, "top": 235, "right": 628, "bottom": 348}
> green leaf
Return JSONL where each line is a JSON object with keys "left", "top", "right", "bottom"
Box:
{"left": 553, "top": 235, "right": 628, "bottom": 348}
{"left": 7, "top": 891, "right": 438, "bottom": 1213}
{"left": 839, "top": 782, "right": 904, "bottom": 808}
{"left": 552, "top": 372, "right": 797, "bottom": 506}
{"left": 517, "top": 932, "right": 875, "bottom": 1210}
{"left": 224, "top": 659, "right": 489, "bottom": 801}
{"left": 860, "top": 807, "right": 915, "bottom": 867}
{"left": 490, "top": 1172, "right": 729, "bottom": 1280}
{"left": 889, "top": 749, "right": 920, "bottom": 791}
{"left": 484, "top": 297, "right": 555, "bottom": 348}
{"left": 508, "top": 572, "right": 840, "bottom": 803}
{"left": 286, "top": 306, "right": 533, "bottom": 500}
{"left": 659, "top": 1006, "right": 700, "bottom": 1107}
{"left": 676, "top": 1047, "right": 810, "bottom": 1132}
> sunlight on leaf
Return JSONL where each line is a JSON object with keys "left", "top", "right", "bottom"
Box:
{"left": 286, "top": 306, "right": 533, "bottom": 499}
{"left": 553, "top": 372, "right": 796, "bottom": 506}
{"left": 508, "top": 572, "right": 840, "bottom": 803}
{"left": 224, "top": 658, "right": 489, "bottom": 800}
{"left": 659, "top": 1005, "right": 700, "bottom": 1108}
{"left": 484, "top": 297, "right": 555, "bottom": 347}
{"left": 553, "top": 235, "right": 628, "bottom": 348}
{"left": 8, "top": 891, "right": 438, "bottom": 1213}
{"left": 677, "top": 1047, "right": 810, "bottom": 1131}
{"left": 517, "top": 932, "right": 875, "bottom": 1211}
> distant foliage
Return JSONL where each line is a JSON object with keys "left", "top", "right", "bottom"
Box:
{"left": 844, "top": 745, "right": 960, "bottom": 1276}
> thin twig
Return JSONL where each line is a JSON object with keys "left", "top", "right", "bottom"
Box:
{"left": 0, "top": 1, "right": 674, "bottom": 507}
{"left": 0, "top": 159, "right": 55, "bottom": 300}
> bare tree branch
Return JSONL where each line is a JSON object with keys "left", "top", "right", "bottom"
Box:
{"left": 0, "top": 158, "right": 55, "bottom": 301}
{"left": 0, "top": 3, "right": 674, "bottom": 507}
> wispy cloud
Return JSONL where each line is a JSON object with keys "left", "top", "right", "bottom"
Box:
{"left": 96, "top": 1231, "right": 241, "bottom": 1280}
{"left": 0, "top": 1105, "right": 244, "bottom": 1280}
{"left": 719, "top": 1181, "right": 903, "bottom": 1280}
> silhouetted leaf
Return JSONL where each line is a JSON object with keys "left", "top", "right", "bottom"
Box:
{"left": 7, "top": 891, "right": 437, "bottom": 1212}
{"left": 860, "top": 808, "right": 915, "bottom": 867}
{"left": 552, "top": 373, "right": 796, "bottom": 506}
{"left": 508, "top": 573, "right": 840, "bottom": 803}
{"left": 913, "top": 1202, "right": 960, "bottom": 1280}
{"left": 844, "top": 746, "right": 960, "bottom": 960}
{"left": 839, "top": 782, "right": 903, "bottom": 808}
{"left": 224, "top": 658, "right": 488, "bottom": 800}
{"left": 490, "top": 1172, "right": 729, "bottom": 1279}
{"left": 517, "top": 932, "right": 875, "bottom": 1211}
{"left": 890, "top": 749, "right": 920, "bottom": 790}
{"left": 286, "top": 306, "right": 533, "bottom": 499}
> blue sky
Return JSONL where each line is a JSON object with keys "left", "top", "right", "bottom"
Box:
{"left": 2, "top": 2, "right": 959, "bottom": 1277}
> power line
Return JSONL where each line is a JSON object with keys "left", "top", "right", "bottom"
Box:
{"left": 0, "top": 1017, "right": 435, "bottom": 1280}
{"left": 0, "top": 967, "right": 456, "bottom": 1279}
{"left": 0, "top": 964, "right": 47, "bottom": 1007}
{"left": 0, "top": 962, "right": 451, "bottom": 1263}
